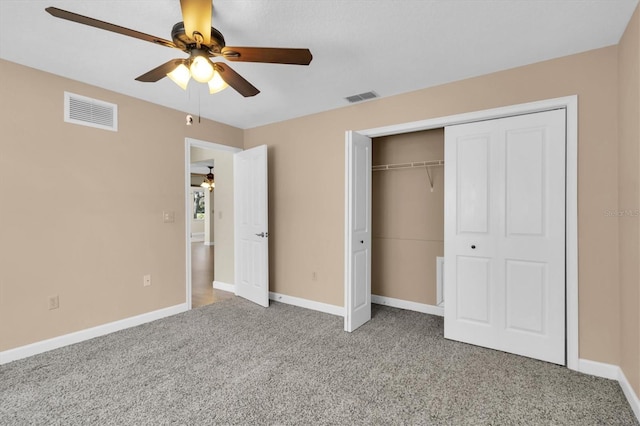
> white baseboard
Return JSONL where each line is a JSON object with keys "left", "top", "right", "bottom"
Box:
{"left": 619, "top": 367, "right": 640, "bottom": 421}
{"left": 211, "top": 284, "right": 343, "bottom": 317}
{"left": 578, "top": 358, "right": 619, "bottom": 380}
{"left": 269, "top": 291, "right": 344, "bottom": 317}
{"left": 213, "top": 281, "right": 344, "bottom": 317}
{"left": 0, "top": 303, "right": 188, "bottom": 365}
{"left": 213, "top": 281, "right": 235, "bottom": 293}
{"left": 578, "top": 358, "right": 640, "bottom": 422}
{"left": 372, "top": 294, "right": 444, "bottom": 317}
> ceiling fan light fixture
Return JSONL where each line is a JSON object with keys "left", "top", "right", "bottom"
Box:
{"left": 190, "top": 55, "right": 215, "bottom": 83}
{"left": 46, "top": 6, "right": 312, "bottom": 99}
{"left": 200, "top": 180, "right": 214, "bottom": 191}
{"left": 208, "top": 70, "right": 228, "bottom": 94}
{"left": 201, "top": 166, "right": 215, "bottom": 191}
{"left": 167, "top": 63, "right": 191, "bottom": 90}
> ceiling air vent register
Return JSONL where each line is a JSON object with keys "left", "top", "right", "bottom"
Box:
{"left": 345, "top": 91, "right": 379, "bottom": 104}
{"left": 64, "top": 92, "right": 118, "bottom": 132}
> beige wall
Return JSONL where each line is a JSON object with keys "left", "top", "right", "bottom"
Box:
{"left": 0, "top": 59, "right": 243, "bottom": 351}
{"left": 372, "top": 130, "right": 444, "bottom": 304}
{"left": 245, "top": 45, "right": 621, "bottom": 365}
{"left": 205, "top": 189, "right": 214, "bottom": 244}
{"left": 618, "top": 5, "right": 640, "bottom": 395}
{"left": 211, "top": 151, "right": 235, "bottom": 285}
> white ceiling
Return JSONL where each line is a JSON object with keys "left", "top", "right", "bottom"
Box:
{"left": 1, "top": 1, "right": 638, "bottom": 129}
{"left": 191, "top": 161, "right": 214, "bottom": 175}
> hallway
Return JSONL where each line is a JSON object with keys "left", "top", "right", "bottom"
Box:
{"left": 191, "top": 242, "right": 233, "bottom": 308}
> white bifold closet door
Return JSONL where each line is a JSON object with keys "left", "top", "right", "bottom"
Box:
{"left": 344, "top": 131, "right": 372, "bottom": 332}
{"left": 444, "top": 109, "right": 566, "bottom": 365}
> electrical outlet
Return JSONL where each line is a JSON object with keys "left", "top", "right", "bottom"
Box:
{"left": 48, "top": 295, "right": 59, "bottom": 310}
{"left": 143, "top": 274, "right": 151, "bottom": 287}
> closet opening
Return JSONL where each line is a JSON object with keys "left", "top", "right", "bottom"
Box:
{"left": 371, "top": 129, "right": 445, "bottom": 316}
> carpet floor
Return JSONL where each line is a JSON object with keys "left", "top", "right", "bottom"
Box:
{"left": 1, "top": 297, "right": 637, "bottom": 425}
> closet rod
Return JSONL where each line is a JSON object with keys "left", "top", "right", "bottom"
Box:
{"left": 372, "top": 160, "right": 444, "bottom": 172}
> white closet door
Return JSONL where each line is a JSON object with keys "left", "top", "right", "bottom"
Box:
{"left": 344, "top": 131, "right": 372, "bottom": 332}
{"left": 444, "top": 109, "right": 566, "bottom": 365}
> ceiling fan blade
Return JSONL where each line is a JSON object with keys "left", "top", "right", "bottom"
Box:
{"left": 180, "top": 0, "right": 212, "bottom": 45}
{"left": 135, "top": 59, "right": 185, "bottom": 82}
{"left": 221, "top": 47, "right": 312, "bottom": 65}
{"left": 45, "top": 7, "right": 177, "bottom": 49}
{"left": 214, "top": 63, "right": 260, "bottom": 97}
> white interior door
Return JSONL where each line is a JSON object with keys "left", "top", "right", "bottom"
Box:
{"left": 344, "top": 131, "right": 372, "bottom": 332}
{"left": 234, "top": 145, "right": 269, "bottom": 307}
{"left": 444, "top": 109, "right": 566, "bottom": 364}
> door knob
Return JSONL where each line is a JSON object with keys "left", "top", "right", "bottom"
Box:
{"left": 255, "top": 232, "right": 269, "bottom": 238}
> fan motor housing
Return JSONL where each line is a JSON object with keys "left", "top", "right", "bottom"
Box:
{"left": 171, "top": 22, "right": 226, "bottom": 53}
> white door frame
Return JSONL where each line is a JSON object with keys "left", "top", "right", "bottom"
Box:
{"left": 184, "top": 137, "right": 242, "bottom": 310}
{"left": 345, "top": 95, "right": 578, "bottom": 370}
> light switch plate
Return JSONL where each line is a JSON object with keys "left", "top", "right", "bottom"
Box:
{"left": 163, "top": 211, "right": 175, "bottom": 223}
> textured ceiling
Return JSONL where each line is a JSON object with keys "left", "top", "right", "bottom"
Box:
{"left": 1, "top": 0, "right": 638, "bottom": 129}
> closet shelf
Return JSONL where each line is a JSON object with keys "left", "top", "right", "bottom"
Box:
{"left": 372, "top": 160, "right": 444, "bottom": 172}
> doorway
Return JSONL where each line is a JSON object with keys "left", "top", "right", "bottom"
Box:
{"left": 185, "top": 138, "right": 242, "bottom": 309}
{"left": 344, "top": 96, "right": 578, "bottom": 369}
{"left": 185, "top": 139, "right": 271, "bottom": 310}
{"left": 371, "top": 129, "right": 445, "bottom": 311}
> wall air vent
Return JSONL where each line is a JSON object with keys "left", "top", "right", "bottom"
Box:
{"left": 345, "top": 91, "right": 379, "bottom": 104}
{"left": 64, "top": 92, "right": 118, "bottom": 132}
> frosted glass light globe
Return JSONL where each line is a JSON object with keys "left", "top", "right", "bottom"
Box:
{"left": 208, "top": 70, "right": 228, "bottom": 94}
{"left": 190, "top": 56, "right": 214, "bottom": 83}
{"left": 166, "top": 63, "right": 190, "bottom": 90}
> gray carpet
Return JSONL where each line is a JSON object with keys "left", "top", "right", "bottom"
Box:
{"left": 1, "top": 297, "right": 637, "bottom": 425}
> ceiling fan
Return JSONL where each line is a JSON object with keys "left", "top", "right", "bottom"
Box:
{"left": 45, "top": 0, "right": 313, "bottom": 97}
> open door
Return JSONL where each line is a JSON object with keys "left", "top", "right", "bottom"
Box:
{"left": 234, "top": 145, "right": 269, "bottom": 307}
{"left": 344, "top": 131, "right": 372, "bottom": 332}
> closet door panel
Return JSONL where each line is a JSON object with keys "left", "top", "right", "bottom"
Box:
{"left": 505, "top": 259, "right": 546, "bottom": 334}
{"left": 505, "top": 128, "right": 545, "bottom": 237}
{"left": 456, "top": 135, "right": 490, "bottom": 235}
{"left": 456, "top": 256, "right": 492, "bottom": 325}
